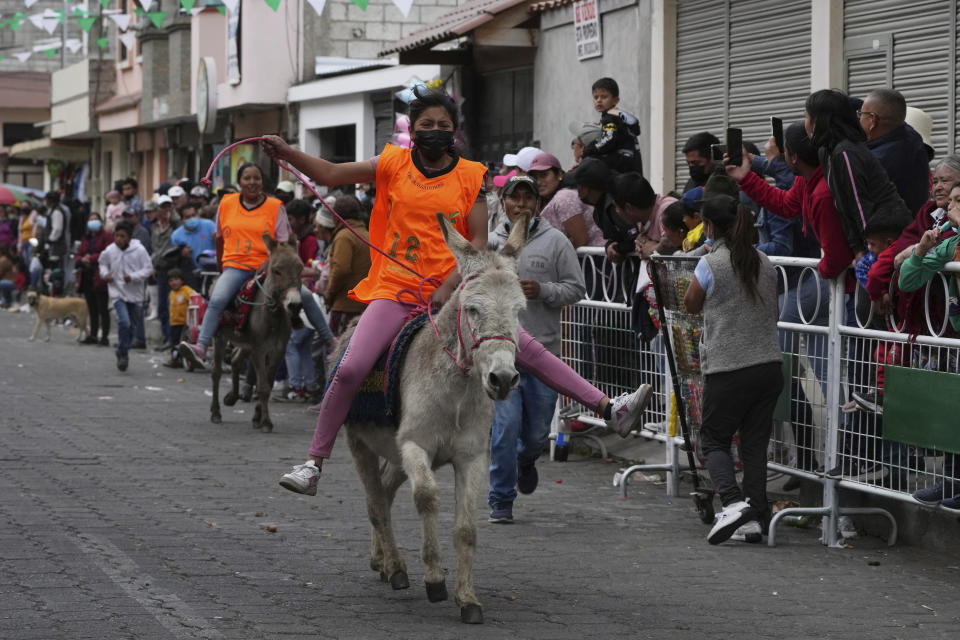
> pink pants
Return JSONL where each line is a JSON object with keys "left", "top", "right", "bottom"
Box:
{"left": 309, "top": 298, "right": 606, "bottom": 458}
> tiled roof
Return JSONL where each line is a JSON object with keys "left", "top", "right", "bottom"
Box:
{"left": 528, "top": 0, "right": 576, "bottom": 13}
{"left": 379, "top": 0, "right": 530, "bottom": 56}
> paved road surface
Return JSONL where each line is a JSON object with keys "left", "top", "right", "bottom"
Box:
{"left": 1, "top": 311, "right": 958, "bottom": 639}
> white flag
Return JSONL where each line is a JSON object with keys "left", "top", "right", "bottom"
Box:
{"left": 66, "top": 39, "right": 82, "bottom": 53}
{"left": 305, "top": 0, "right": 326, "bottom": 16}
{"left": 222, "top": 0, "right": 239, "bottom": 14}
{"left": 391, "top": 0, "right": 413, "bottom": 17}
{"left": 140, "top": 0, "right": 154, "bottom": 11}
{"left": 24, "top": 0, "right": 40, "bottom": 8}
{"left": 118, "top": 31, "right": 136, "bottom": 52}
{"left": 14, "top": 51, "right": 32, "bottom": 62}
{"left": 28, "top": 12, "right": 44, "bottom": 30}
{"left": 189, "top": 7, "right": 203, "bottom": 16}
{"left": 41, "top": 13, "right": 59, "bottom": 35}
{"left": 108, "top": 13, "right": 131, "bottom": 31}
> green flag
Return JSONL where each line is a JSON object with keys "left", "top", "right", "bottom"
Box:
{"left": 147, "top": 11, "right": 167, "bottom": 28}
{"left": 216, "top": 5, "right": 225, "bottom": 15}
{"left": 264, "top": 0, "right": 282, "bottom": 10}
{"left": 8, "top": 14, "right": 25, "bottom": 32}
{"left": 100, "top": 0, "right": 111, "bottom": 8}
{"left": 96, "top": 36, "right": 109, "bottom": 49}
{"left": 43, "top": 49, "right": 57, "bottom": 59}
{"left": 76, "top": 16, "right": 97, "bottom": 32}
{"left": 180, "top": 0, "right": 196, "bottom": 12}
{"left": 349, "top": 0, "right": 369, "bottom": 9}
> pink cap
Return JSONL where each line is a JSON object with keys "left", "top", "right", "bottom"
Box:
{"left": 527, "top": 152, "right": 562, "bottom": 172}
{"left": 493, "top": 169, "right": 518, "bottom": 188}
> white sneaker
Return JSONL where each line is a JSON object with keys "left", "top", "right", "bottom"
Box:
{"left": 279, "top": 460, "right": 320, "bottom": 496}
{"left": 605, "top": 384, "right": 653, "bottom": 437}
{"left": 707, "top": 500, "right": 754, "bottom": 545}
{"left": 730, "top": 520, "right": 763, "bottom": 543}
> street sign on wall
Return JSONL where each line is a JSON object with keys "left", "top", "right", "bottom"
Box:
{"left": 574, "top": 0, "right": 602, "bottom": 60}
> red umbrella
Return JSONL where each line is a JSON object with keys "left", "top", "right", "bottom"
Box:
{"left": 0, "top": 186, "right": 15, "bottom": 205}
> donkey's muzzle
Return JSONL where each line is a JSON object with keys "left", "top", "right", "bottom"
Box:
{"left": 486, "top": 369, "right": 519, "bottom": 401}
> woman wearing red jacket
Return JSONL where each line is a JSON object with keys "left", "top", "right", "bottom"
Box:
{"left": 76, "top": 212, "right": 114, "bottom": 346}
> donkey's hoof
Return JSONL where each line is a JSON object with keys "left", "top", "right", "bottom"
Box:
{"left": 389, "top": 571, "right": 409, "bottom": 590}
{"left": 460, "top": 604, "right": 483, "bottom": 624}
{"left": 223, "top": 391, "right": 238, "bottom": 406}
{"left": 211, "top": 414, "right": 222, "bottom": 425}
{"left": 379, "top": 571, "right": 388, "bottom": 583}
{"left": 260, "top": 421, "right": 274, "bottom": 433}
{"left": 425, "top": 581, "right": 448, "bottom": 602}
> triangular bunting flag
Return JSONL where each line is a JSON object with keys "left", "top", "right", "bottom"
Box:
{"left": 108, "top": 13, "right": 130, "bottom": 30}
{"left": 179, "top": 0, "right": 196, "bottom": 12}
{"left": 24, "top": 0, "right": 40, "bottom": 8}
{"left": 189, "top": 7, "right": 203, "bottom": 16}
{"left": 118, "top": 30, "right": 136, "bottom": 51}
{"left": 146, "top": 10, "right": 166, "bottom": 28}
{"left": 42, "top": 48, "right": 56, "bottom": 59}
{"left": 41, "top": 15, "right": 59, "bottom": 34}
{"left": 391, "top": 0, "right": 412, "bottom": 17}
{"left": 215, "top": 5, "right": 226, "bottom": 14}
{"left": 140, "top": 0, "right": 154, "bottom": 11}
{"left": 99, "top": 0, "right": 111, "bottom": 8}
{"left": 305, "top": 0, "right": 325, "bottom": 16}
{"left": 76, "top": 16, "right": 97, "bottom": 32}
{"left": 66, "top": 39, "right": 82, "bottom": 53}
{"left": 96, "top": 36, "right": 109, "bottom": 49}
{"left": 8, "top": 13, "right": 24, "bottom": 32}
{"left": 263, "top": 0, "right": 281, "bottom": 11}
{"left": 222, "top": 0, "right": 239, "bottom": 14}
{"left": 28, "top": 12, "right": 44, "bottom": 30}
{"left": 349, "top": 0, "right": 369, "bottom": 9}
{"left": 134, "top": 8, "right": 144, "bottom": 17}
{"left": 54, "top": 8, "right": 65, "bottom": 24}
{"left": 14, "top": 51, "right": 31, "bottom": 62}
{"left": 72, "top": 7, "right": 90, "bottom": 16}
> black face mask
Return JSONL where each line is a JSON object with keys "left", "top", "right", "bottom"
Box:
{"left": 689, "top": 164, "right": 710, "bottom": 185}
{"left": 414, "top": 129, "right": 454, "bottom": 161}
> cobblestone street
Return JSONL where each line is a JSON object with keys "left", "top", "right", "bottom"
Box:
{"left": 1, "top": 312, "right": 959, "bottom": 639}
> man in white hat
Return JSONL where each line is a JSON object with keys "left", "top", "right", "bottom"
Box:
{"left": 167, "top": 185, "right": 188, "bottom": 210}
{"left": 276, "top": 180, "right": 296, "bottom": 205}
{"left": 502, "top": 146, "right": 543, "bottom": 174}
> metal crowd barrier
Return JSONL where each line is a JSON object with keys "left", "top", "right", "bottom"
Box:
{"left": 557, "top": 248, "right": 960, "bottom": 548}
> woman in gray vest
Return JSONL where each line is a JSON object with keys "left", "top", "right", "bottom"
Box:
{"left": 683, "top": 194, "right": 783, "bottom": 545}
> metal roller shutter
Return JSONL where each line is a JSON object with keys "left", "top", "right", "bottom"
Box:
{"left": 674, "top": 0, "right": 810, "bottom": 192}
{"left": 844, "top": 0, "right": 955, "bottom": 159}
{"left": 674, "top": 0, "right": 727, "bottom": 192}
{"left": 728, "top": 0, "right": 811, "bottom": 158}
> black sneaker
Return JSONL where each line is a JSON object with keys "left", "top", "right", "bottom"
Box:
{"left": 912, "top": 483, "right": 944, "bottom": 506}
{"left": 98, "top": 336, "right": 110, "bottom": 346}
{"left": 131, "top": 341, "right": 147, "bottom": 350}
{"left": 517, "top": 461, "right": 539, "bottom": 495}
{"left": 852, "top": 390, "right": 883, "bottom": 415}
{"left": 80, "top": 336, "right": 98, "bottom": 345}
{"left": 116, "top": 352, "right": 129, "bottom": 372}
{"left": 855, "top": 461, "right": 889, "bottom": 482}
{"left": 488, "top": 503, "right": 514, "bottom": 524}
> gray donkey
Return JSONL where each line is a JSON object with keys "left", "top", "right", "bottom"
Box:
{"left": 212, "top": 232, "right": 304, "bottom": 431}
{"left": 340, "top": 212, "right": 530, "bottom": 625}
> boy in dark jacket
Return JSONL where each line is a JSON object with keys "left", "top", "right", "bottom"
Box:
{"left": 584, "top": 77, "right": 643, "bottom": 176}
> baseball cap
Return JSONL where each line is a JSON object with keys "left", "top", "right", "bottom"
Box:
{"left": 905, "top": 106, "right": 935, "bottom": 161}
{"left": 190, "top": 185, "right": 210, "bottom": 198}
{"left": 143, "top": 200, "right": 158, "bottom": 212}
{"left": 167, "top": 185, "right": 186, "bottom": 198}
{"left": 156, "top": 194, "right": 173, "bottom": 206}
{"left": 276, "top": 180, "right": 295, "bottom": 193}
{"left": 569, "top": 121, "right": 603, "bottom": 147}
{"left": 527, "top": 152, "right": 562, "bottom": 173}
{"left": 572, "top": 157, "right": 612, "bottom": 191}
{"left": 501, "top": 175, "right": 538, "bottom": 197}
{"left": 315, "top": 207, "right": 336, "bottom": 229}
{"left": 493, "top": 169, "right": 518, "bottom": 188}
{"left": 502, "top": 146, "right": 543, "bottom": 172}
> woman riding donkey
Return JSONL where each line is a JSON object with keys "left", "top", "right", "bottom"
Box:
{"left": 178, "top": 162, "right": 334, "bottom": 368}
{"left": 269, "top": 88, "right": 653, "bottom": 495}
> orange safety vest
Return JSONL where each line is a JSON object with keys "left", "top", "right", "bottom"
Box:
{"left": 351, "top": 144, "right": 486, "bottom": 303}
{"left": 217, "top": 193, "right": 283, "bottom": 271}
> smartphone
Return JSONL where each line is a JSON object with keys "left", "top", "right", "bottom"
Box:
{"left": 726, "top": 127, "right": 742, "bottom": 166}
{"left": 710, "top": 143, "right": 727, "bottom": 162}
{"left": 771, "top": 117, "right": 784, "bottom": 156}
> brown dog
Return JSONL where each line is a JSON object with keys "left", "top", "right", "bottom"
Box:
{"left": 26, "top": 291, "right": 89, "bottom": 342}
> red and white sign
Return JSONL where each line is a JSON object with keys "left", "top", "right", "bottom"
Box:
{"left": 574, "top": 0, "right": 602, "bottom": 60}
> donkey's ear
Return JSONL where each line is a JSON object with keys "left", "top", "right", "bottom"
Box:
{"left": 262, "top": 231, "right": 277, "bottom": 253}
{"left": 436, "top": 213, "right": 478, "bottom": 265}
{"left": 500, "top": 212, "right": 530, "bottom": 259}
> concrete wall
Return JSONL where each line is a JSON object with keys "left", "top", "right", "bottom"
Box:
{"left": 533, "top": 0, "right": 651, "bottom": 170}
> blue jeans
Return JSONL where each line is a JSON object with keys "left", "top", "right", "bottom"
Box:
{"left": 157, "top": 270, "right": 170, "bottom": 343}
{"left": 29, "top": 257, "right": 42, "bottom": 289}
{"left": 114, "top": 300, "right": 142, "bottom": 356}
{"left": 300, "top": 288, "right": 334, "bottom": 343}
{"left": 197, "top": 267, "right": 254, "bottom": 347}
{"left": 0, "top": 279, "right": 15, "bottom": 306}
{"left": 488, "top": 372, "right": 558, "bottom": 507}
{"left": 285, "top": 327, "right": 316, "bottom": 390}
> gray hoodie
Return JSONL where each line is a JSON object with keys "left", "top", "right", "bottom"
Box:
{"left": 489, "top": 218, "right": 585, "bottom": 355}
{"left": 98, "top": 238, "right": 154, "bottom": 304}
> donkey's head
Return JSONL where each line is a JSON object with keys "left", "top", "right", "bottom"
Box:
{"left": 261, "top": 231, "right": 304, "bottom": 316}
{"left": 436, "top": 213, "right": 529, "bottom": 401}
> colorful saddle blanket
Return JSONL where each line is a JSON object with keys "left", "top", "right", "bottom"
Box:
{"left": 196, "top": 272, "right": 265, "bottom": 333}
{"left": 325, "top": 313, "right": 429, "bottom": 426}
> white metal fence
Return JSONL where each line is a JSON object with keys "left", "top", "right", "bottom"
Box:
{"left": 555, "top": 247, "right": 960, "bottom": 547}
